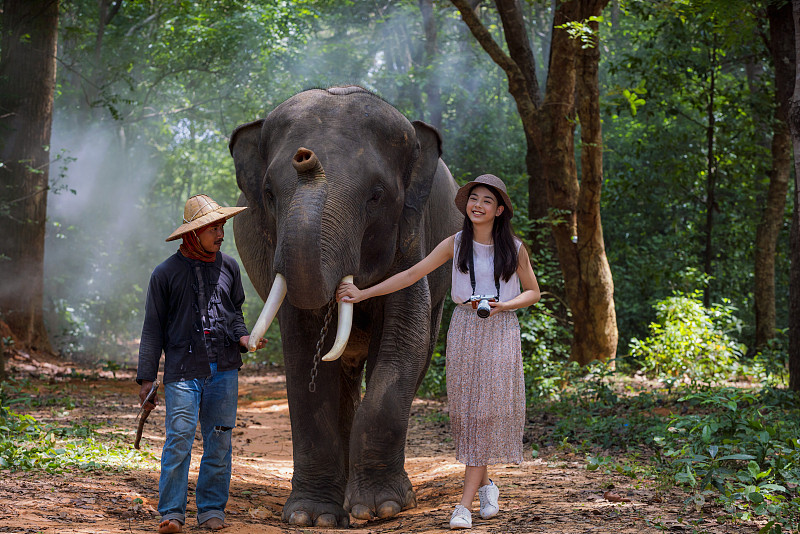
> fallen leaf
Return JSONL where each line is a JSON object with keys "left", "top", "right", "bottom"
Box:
{"left": 603, "top": 491, "right": 631, "bottom": 503}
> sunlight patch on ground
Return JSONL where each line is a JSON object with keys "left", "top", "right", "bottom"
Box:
{"left": 234, "top": 458, "right": 295, "bottom": 481}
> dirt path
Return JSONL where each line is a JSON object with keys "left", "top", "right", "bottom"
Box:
{"left": 0, "top": 367, "right": 760, "bottom": 533}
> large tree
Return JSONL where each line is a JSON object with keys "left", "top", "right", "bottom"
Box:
{"left": 450, "top": 0, "right": 617, "bottom": 365}
{"left": 754, "top": 0, "right": 794, "bottom": 352}
{"left": 0, "top": 0, "right": 59, "bottom": 352}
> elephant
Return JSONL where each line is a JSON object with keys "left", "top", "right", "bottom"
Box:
{"left": 228, "top": 86, "right": 462, "bottom": 528}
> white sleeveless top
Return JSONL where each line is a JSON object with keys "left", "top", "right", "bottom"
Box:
{"left": 451, "top": 231, "right": 522, "bottom": 307}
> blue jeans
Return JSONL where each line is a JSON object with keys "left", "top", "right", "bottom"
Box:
{"left": 159, "top": 362, "right": 238, "bottom": 525}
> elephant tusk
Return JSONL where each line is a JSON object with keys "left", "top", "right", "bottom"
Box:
{"left": 321, "top": 275, "right": 354, "bottom": 362}
{"left": 248, "top": 273, "right": 287, "bottom": 352}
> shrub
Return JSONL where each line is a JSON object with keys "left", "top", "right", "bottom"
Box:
{"left": 629, "top": 291, "right": 745, "bottom": 382}
{"left": 519, "top": 303, "right": 572, "bottom": 401}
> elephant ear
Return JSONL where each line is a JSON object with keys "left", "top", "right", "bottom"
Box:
{"left": 398, "top": 120, "right": 442, "bottom": 256}
{"left": 229, "top": 119, "right": 265, "bottom": 204}
{"left": 229, "top": 119, "right": 275, "bottom": 302}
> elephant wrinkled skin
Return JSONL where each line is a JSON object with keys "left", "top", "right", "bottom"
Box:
{"left": 229, "top": 86, "right": 462, "bottom": 528}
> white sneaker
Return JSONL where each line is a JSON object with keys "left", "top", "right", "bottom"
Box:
{"left": 478, "top": 480, "right": 500, "bottom": 519}
{"left": 449, "top": 504, "right": 472, "bottom": 529}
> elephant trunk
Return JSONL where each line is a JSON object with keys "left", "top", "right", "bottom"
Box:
{"left": 277, "top": 147, "right": 335, "bottom": 309}
{"left": 265, "top": 148, "right": 356, "bottom": 357}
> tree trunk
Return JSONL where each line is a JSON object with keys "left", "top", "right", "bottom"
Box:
{"left": 0, "top": 0, "right": 59, "bottom": 352}
{"left": 754, "top": 1, "right": 794, "bottom": 352}
{"left": 702, "top": 38, "right": 717, "bottom": 308}
{"left": 452, "top": 0, "right": 617, "bottom": 364}
{"left": 573, "top": 3, "right": 617, "bottom": 365}
{"left": 788, "top": 0, "right": 800, "bottom": 392}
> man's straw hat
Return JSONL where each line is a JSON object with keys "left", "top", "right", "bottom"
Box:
{"left": 166, "top": 194, "right": 247, "bottom": 242}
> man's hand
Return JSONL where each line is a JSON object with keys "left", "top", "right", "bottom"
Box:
{"left": 240, "top": 335, "right": 267, "bottom": 352}
{"left": 139, "top": 381, "right": 158, "bottom": 410}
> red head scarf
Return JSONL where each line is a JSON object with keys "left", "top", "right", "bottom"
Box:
{"left": 179, "top": 226, "right": 216, "bottom": 262}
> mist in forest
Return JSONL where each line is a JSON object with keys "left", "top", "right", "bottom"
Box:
{"left": 44, "top": 119, "right": 166, "bottom": 363}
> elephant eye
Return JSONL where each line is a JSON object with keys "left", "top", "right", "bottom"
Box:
{"left": 369, "top": 187, "right": 383, "bottom": 203}
{"left": 263, "top": 177, "right": 275, "bottom": 205}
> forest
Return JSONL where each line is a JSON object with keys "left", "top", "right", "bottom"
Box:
{"left": 1, "top": 0, "right": 799, "bottom": 532}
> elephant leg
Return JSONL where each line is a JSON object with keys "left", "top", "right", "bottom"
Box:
{"left": 279, "top": 305, "right": 352, "bottom": 528}
{"left": 344, "top": 285, "right": 430, "bottom": 520}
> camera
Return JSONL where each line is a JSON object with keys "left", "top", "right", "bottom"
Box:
{"left": 469, "top": 295, "right": 497, "bottom": 319}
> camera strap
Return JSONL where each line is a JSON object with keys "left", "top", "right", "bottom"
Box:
{"left": 463, "top": 251, "right": 501, "bottom": 304}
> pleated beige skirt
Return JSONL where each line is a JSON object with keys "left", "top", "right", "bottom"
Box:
{"left": 446, "top": 304, "right": 525, "bottom": 466}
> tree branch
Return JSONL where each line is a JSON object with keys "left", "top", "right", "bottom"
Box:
{"left": 495, "top": 0, "right": 541, "bottom": 107}
{"left": 449, "top": 0, "right": 539, "bottom": 129}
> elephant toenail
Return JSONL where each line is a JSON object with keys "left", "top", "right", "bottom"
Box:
{"left": 288, "top": 511, "right": 312, "bottom": 526}
{"left": 350, "top": 504, "right": 374, "bottom": 520}
{"left": 315, "top": 513, "right": 337, "bottom": 527}
{"left": 377, "top": 500, "right": 401, "bottom": 518}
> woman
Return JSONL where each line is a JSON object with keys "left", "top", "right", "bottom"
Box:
{"left": 337, "top": 174, "right": 540, "bottom": 529}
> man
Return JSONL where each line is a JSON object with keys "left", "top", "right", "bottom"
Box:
{"left": 136, "top": 194, "right": 266, "bottom": 533}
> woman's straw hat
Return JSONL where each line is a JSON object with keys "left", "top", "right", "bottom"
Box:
{"left": 453, "top": 174, "right": 513, "bottom": 218}
{"left": 166, "top": 194, "right": 247, "bottom": 242}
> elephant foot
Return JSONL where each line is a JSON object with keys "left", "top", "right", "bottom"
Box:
{"left": 345, "top": 473, "right": 417, "bottom": 520}
{"left": 282, "top": 497, "right": 350, "bottom": 528}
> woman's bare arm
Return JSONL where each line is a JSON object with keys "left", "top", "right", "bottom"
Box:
{"left": 337, "top": 235, "right": 456, "bottom": 303}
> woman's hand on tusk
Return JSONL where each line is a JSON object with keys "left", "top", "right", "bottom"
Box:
{"left": 336, "top": 282, "right": 362, "bottom": 303}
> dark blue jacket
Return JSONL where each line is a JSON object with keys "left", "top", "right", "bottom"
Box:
{"left": 136, "top": 251, "right": 249, "bottom": 385}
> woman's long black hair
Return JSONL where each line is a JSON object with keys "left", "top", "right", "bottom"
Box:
{"left": 456, "top": 184, "right": 519, "bottom": 282}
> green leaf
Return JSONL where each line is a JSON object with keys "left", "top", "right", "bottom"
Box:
{"left": 758, "top": 484, "right": 786, "bottom": 493}
{"left": 747, "top": 461, "right": 761, "bottom": 480}
{"left": 717, "top": 454, "right": 756, "bottom": 461}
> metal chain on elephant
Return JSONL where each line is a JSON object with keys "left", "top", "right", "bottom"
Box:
{"left": 309, "top": 300, "right": 336, "bottom": 393}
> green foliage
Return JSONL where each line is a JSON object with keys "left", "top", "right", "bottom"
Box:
{"left": 536, "top": 361, "right": 668, "bottom": 450}
{"left": 555, "top": 15, "right": 604, "bottom": 49}
{"left": 0, "top": 381, "right": 152, "bottom": 473}
{"left": 603, "top": 0, "right": 787, "bottom": 350}
{"left": 529, "top": 363, "right": 799, "bottom": 530}
{"left": 417, "top": 349, "right": 446, "bottom": 398}
{"left": 655, "top": 387, "right": 800, "bottom": 531}
{"left": 629, "top": 291, "right": 745, "bottom": 382}
{"left": 520, "top": 304, "right": 573, "bottom": 401}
